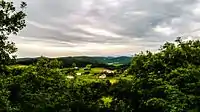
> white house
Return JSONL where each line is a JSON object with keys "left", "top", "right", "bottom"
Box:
{"left": 74, "top": 67, "right": 79, "bottom": 70}
{"left": 99, "top": 74, "right": 106, "bottom": 79}
{"left": 102, "top": 70, "right": 115, "bottom": 74}
{"left": 76, "top": 73, "right": 82, "bottom": 76}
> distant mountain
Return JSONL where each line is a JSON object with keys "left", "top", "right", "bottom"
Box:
{"left": 16, "top": 56, "right": 132, "bottom": 68}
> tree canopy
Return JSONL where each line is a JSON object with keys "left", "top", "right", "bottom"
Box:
{"left": 0, "top": 0, "right": 26, "bottom": 75}
{"left": 126, "top": 37, "right": 200, "bottom": 111}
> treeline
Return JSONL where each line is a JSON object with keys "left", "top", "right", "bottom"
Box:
{"left": 16, "top": 57, "right": 131, "bottom": 70}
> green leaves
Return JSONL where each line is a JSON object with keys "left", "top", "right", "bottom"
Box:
{"left": 126, "top": 38, "right": 200, "bottom": 111}
{"left": 0, "top": 1, "right": 26, "bottom": 108}
{"left": 0, "top": 0, "right": 26, "bottom": 76}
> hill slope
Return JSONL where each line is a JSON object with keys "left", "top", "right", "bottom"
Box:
{"left": 17, "top": 56, "right": 132, "bottom": 68}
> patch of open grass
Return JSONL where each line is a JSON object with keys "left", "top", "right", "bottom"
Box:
{"left": 77, "top": 68, "right": 85, "bottom": 73}
{"left": 9, "top": 65, "right": 29, "bottom": 68}
{"left": 76, "top": 67, "right": 106, "bottom": 75}
{"left": 91, "top": 68, "right": 106, "bottom": 73}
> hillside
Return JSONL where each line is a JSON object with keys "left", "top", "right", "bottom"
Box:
{"left": 92, "top": 56, "right": 132, "bottom": 65}
{"left": 16, "top": 56, "right": 132, "bottom": 68}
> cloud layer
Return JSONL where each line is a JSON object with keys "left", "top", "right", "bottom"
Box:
{"left": 11, "top": 0, "right": 200, "bottom": 57}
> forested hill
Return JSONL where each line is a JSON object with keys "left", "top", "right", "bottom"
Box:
{"left": 16, "top": 56, "right": 132, "bottom": 67}
{"left": 94, "top": 56, "right": 132, "bottom": 64}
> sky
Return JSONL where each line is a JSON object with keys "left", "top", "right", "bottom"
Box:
{"left": 10, "top": 0, "right": 200, "bottom": 57}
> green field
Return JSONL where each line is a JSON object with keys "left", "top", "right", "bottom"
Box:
{"left": 77, "top": 67, "right": 108, "bottom": 74}
{"left": 9, "top": 65, "right": 29, "bottom": 68}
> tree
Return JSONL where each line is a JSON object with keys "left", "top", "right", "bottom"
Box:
{"left": 72, "top": 63, "right": 76, "bottom": 68}
{"left": 0, "top": 1, "right": 26, "bottom": 111}
{"left": 86, "top": 64, "right": 92, "bottom": 70}
{"left": 126, "top": 37, "right": 200, "bottom": 111}
{"left": 35, "top": 56, "right": 62, "bottom": 75}
{"left": 3, "top": 57, "right": 67, "bottom": 111}
{"left": 0, "top": 0, "right": 26, "bottom": 75}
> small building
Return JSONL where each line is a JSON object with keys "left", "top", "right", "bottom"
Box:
{"left": 101, "top": 69, "right": 115, "bottom": 77}
{"left": 102, "top": 70, "right": 115, "bottom": 74}
{"left": 76, "top": 73, "right": 82, "bottom": 76}
{"left": 99, "top": 74, "right": 106, "bottom": 79}
{"left": 74, "top": 67, "right": 79, "bottom": 70}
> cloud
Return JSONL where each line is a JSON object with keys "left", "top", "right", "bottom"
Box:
{"left": 153, "top": 25, "right": 176, "bottom": 36}
{"left": 27, "top": 20, "right": 61, "bottom": 31}
{"left": 11, "top": 0, "right": 200, "bottom": 57}
{"left": 75, "top": 25, "right": 123, "bottom": 38}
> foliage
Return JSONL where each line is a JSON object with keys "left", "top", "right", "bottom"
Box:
{"left": 0, "top": 0, "right": 26, "bottom": 75}
{"left": 0, "top": 0, "right": 26, "bottom": 111}
{"left": 16, "top": 56, "right": 131, "bottom": 70}
{"left": 72, "top": 62, "right": 76, "bottom": 68}
{"left": 86, "top": 64, "right": 92, "bottom": 69}
{"left": 3, "top": 37, "right": 200, "bottom": 111}
{"left": 126, "top": 37, "right": 200, "bottom": 111}
{"left": 1, "top": 1, "right": 200, "bottom": 111}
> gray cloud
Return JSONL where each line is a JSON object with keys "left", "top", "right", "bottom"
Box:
{"left": 12, "top": 0, "right": 200, "bottom": 57}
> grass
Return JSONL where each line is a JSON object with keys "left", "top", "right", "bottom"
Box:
{"left": 77, "top": 68, "right": 85, "bottom": 73}
{"left": 66, "top": 67, "right": 134, "bottom": 83}
{"left": 9, "top": 65, "right": 29, "bottom": 68}
{"left": 77, "top": 67, "right": 107, "bottom": 74}
{"left": 112, "top": 63, "right": 123, "bottom": 67}
{"left": 76, "top": 75, "right": 133, "bottom": 85}
{"left": 91, "top": 68, "right": 106, "bottom": 73}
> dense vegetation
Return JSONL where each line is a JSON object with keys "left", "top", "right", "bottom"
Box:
{"left": 1, "top": 1, "right": 200, "bottom": 112}
{"left": 16, "top": 56, "right": 131, "bottom": 69}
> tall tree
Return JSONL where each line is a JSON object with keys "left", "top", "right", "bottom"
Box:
{"left": 127, "top": 37, "right": 200, "bottom": 111}
{"left": 0, "top": 0, "right": 26, "bottom": 75}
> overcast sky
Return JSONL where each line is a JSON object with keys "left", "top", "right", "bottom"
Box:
{"left": 10, "top": 0, "right": 200, "bottom": 57}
